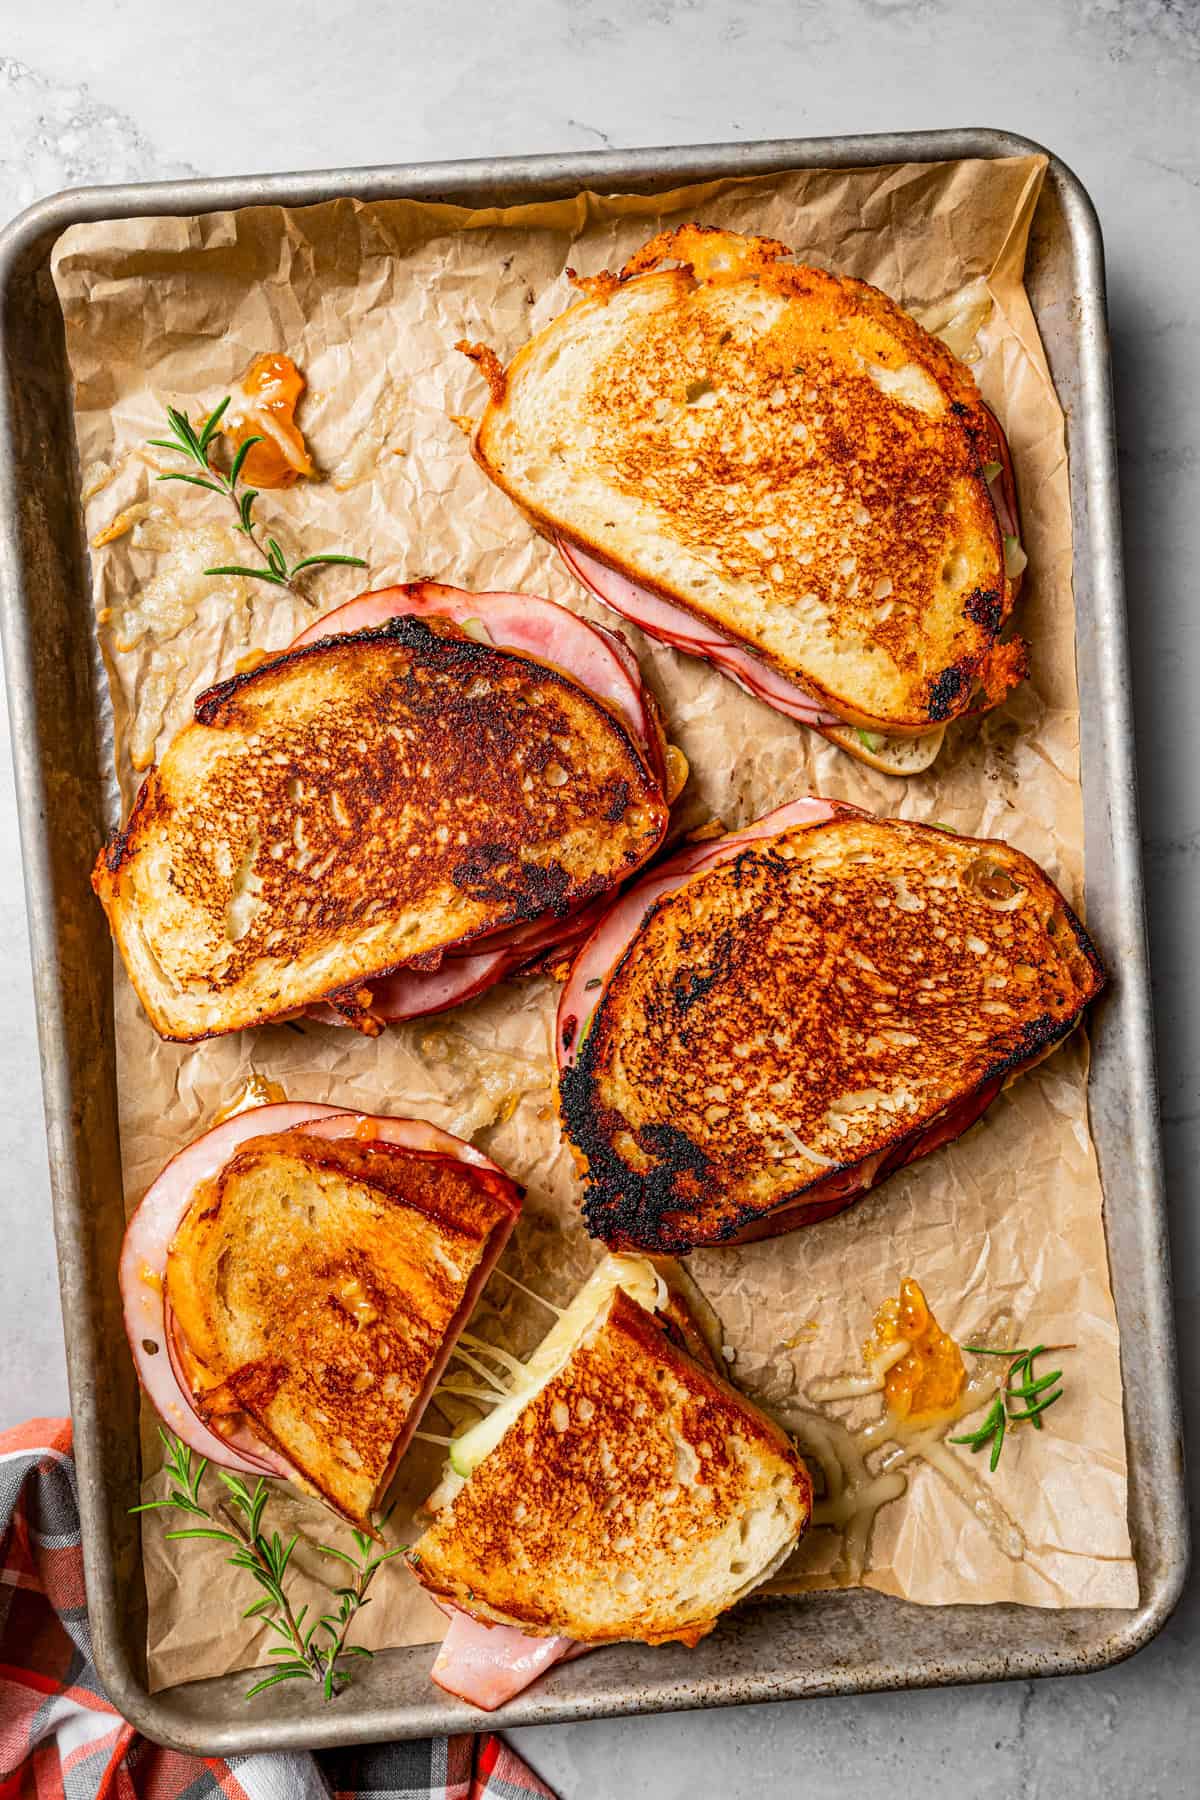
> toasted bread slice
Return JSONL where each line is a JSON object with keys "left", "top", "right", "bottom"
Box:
{"left": 94, "top": 615, "right": 667, "bottom": 1040}
{"left": 466, "top": 225, "right": 1025, "bottom": 733}
{"left": 166, "top": 1130, "right": 517, "bottom": 1528}
{"left": 560, "top": 812, "right": 1105, "bottom": 1251}
{"left": 410, "top": 1284, "right": 810, "bottom": 1644}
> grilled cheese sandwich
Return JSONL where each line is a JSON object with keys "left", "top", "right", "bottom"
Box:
{"left": 463, "top": 225, "right": 1026, "bottom": 770}
{"left": 558, "top": 802, "right": 1104, "bottom": 1250}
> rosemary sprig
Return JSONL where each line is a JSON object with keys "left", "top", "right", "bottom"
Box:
{"left": 314, "top": 1518, "right": 409, "bottom": 1700}
{"left": 949, "top": 1343, "right": 1073, "bottom": 1472}
{"left": 131, "top": 1430, "right": 404, "bottom": 1702}
{"left": 149, "top": 400, "right": 365, "bottom": 603}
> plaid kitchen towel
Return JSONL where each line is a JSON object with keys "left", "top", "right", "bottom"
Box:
{"left": 0, "top": 1421, "right": 556, "bottom": 1800}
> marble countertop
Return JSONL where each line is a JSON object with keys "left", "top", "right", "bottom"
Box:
{"left": 1, "top": 3, "right": 1195, "bottom": 1793}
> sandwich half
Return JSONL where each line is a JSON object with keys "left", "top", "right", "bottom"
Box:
{"left": 95, "top": 584, "right": 673, "bottom": 1039}
{"left": 558, "top": 800, "right": 1104, "bottom": 1251}
{"left": 408, "top": 1252, "right": 811, "bottom": 1709}
{"left": 462, "top": 224, "right": 1026, "bottom": 775}
{"left": 122, "top": 1100, "right": 523, "bottom": 1529}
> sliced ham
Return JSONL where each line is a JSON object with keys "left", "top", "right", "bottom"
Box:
{"left": 308, "top": 948, "right": 518, "bottom": 1027}
{"left": 557, "top": 798, "right": 844, "bottom": 1067}
{"left": 122, "top": 1104, "right": 517, "bottom": 1475}
{"left": 558, "top": 540, "right": 841, "bottom": 728}
{"left": 290, "top": 582, "right": 656, "bottom": 766}
{"left": 298, "top": 1110, "right": 512, "bottom": 1176}
{"left": 473, "top": 888, "right": 614, "bottom": 966}
{"left": 430, "top": 1606, "right": 584, "bottom": 1711}
{"left": 122, "top": 1101, "right": 353, "bottom": 1473}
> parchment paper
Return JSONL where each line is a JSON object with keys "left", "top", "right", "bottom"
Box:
{"left": 52, "top": 152, "right": 1136, "bottom": 1692}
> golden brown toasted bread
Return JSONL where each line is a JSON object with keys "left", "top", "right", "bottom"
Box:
{"left": 465, "top": 224, "right": 1025, "bottom": 734}
{"left": 94, "top": 615, "right": 668, "bottom": 1040}
{"left": 166, "top": 1130, "right": 519, "bottom": 1529}
{"left": 560, "top": 812, "right": 1104, "bottom": 1251}
{"left": 409, "top": 1285, "right": 811, "bottom": 1644}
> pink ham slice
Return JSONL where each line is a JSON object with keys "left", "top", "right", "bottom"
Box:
{"left": 430, "top": 1605, "right": 588, "bottom": 1711}
{"left": 290, "top": 582, "right": 655, "bottom": 763}
{"left": 557, "top": 797, "right": 844, "bottom": 1067}
{"left": 297, "top": 1109, "right": 509, "bottom": 1172}
{"left": 122, "top": 1104, "right": 518, "bottom": 1478}
{"left": 558, "top": 541, "right": 842, "bottom": 728}
{"left": 308, "top": 947, "right": 518, "bottom": 1026}
{"left": 474, "top": 887, "right": 614, "bottom": 967}
{"left": 122, "top": 1100, "right": 353, "bottom": 1475}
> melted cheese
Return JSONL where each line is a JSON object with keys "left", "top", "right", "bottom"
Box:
{"left": 781, "top": 1282, "right": 1025, "bottom": 1582}
{"left": 445, "top": 1254, "right": 665, "bottom": 1480}
{"left": 330, "top": 381, "right": 408, "bottom": 490}
{"left": 211, "top": 1073, "right": 288, "bottom": 1125}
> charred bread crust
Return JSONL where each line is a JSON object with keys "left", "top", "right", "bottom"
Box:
{"left": 561, "top": 817, "right": 1105, "bottom": 1252}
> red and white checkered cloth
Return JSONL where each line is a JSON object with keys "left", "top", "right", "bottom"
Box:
{"left": 0, "top": 1421, "right": 556, "bottom": 1800}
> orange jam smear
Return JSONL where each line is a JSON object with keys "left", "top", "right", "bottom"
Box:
{"left": 222, "top": 352, "right": 315, "bottom": 489}
{"left": 867, "top": 1277, "right": 965, "bottom": 1422}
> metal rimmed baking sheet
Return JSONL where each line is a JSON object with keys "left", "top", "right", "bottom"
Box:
{"left": 0, "top": 127, "right": 1185, "bottom": 1753}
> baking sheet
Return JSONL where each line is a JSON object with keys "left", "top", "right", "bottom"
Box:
{"left": 51, "top": 150, "right": 1136, "bottom": 1693}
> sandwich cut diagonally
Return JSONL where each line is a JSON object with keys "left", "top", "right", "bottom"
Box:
{"left": 409, "top": 1252, "right": 812, "bottom": 1709}
{"left": 122, "top": 1101, "right": 523, "bottom": 1531}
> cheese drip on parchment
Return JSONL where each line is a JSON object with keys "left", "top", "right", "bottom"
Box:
{"left": 774, "top": 1279, "right": 1025, "bottom": 1584}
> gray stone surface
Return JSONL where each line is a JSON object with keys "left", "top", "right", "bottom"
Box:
{"left": 0, "top": 1, "right": 1194, "bottom": 1790}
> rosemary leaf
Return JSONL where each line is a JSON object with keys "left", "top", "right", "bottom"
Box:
{"left": 290, "top": 553, "right": 368, "bottom": 573}
{"left": 318, "top": 1546, "right": 360, "bottom": 1569}
{"left": 198, "top": 396, "right": 232, "bottom": 454}
{"left": 1008, "top": 1369, "right": 1062, "bottom": 1401}
{"left": 155, "top": 471, "right": 226, "bottom": 495}
{"left": 204, "top": 563, "right": 287, "bottom": 584}
{"left": 227, "top": 434, "right": 262, "bottom": 490}
{"left": 245, "top": 1669, "right": 312, "bottom": 1698}
{"left": 164, "top": 1526, "right": 241, "bottom": 1544}
{"left": 1009, "top": 1387, "right": 1064, "bottom": 1424}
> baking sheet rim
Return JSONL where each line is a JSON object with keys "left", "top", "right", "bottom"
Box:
{"left": 0, "top": 125, "right": 1185, "bottom": 1753}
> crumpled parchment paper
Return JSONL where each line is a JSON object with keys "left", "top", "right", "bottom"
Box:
{"left": 51, "top": 150, "right": 1135, "bottom": 1692}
